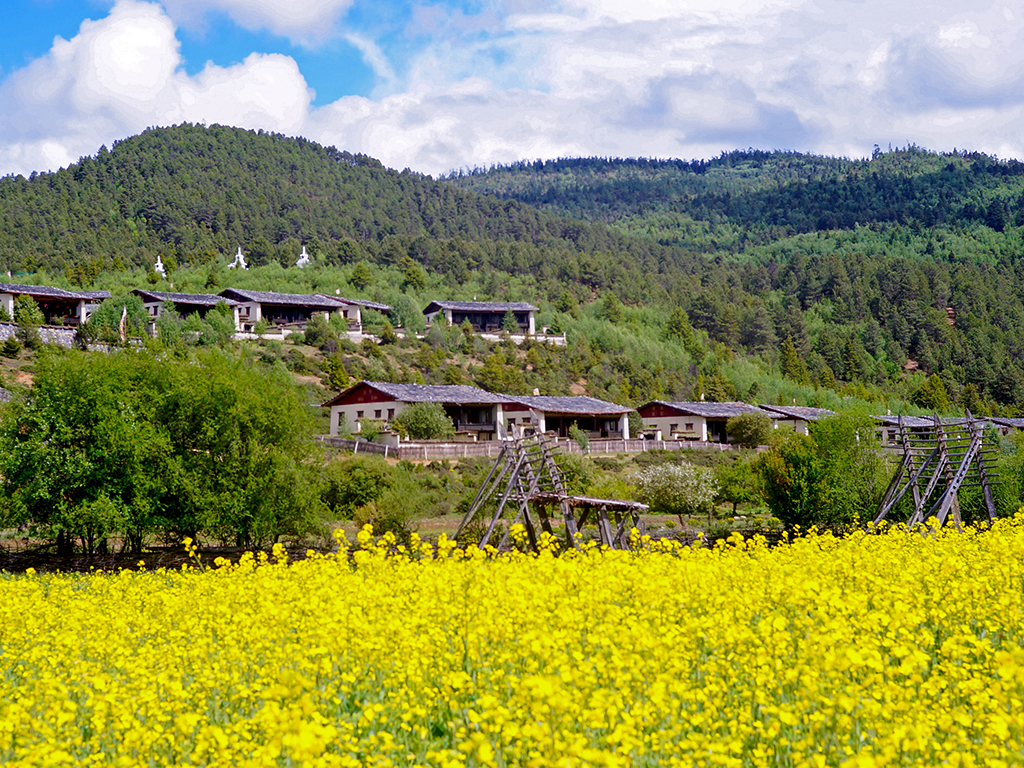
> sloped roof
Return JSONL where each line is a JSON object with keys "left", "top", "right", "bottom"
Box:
{"left": 322, "top": 381, "right": 513, "bottom": 408}
{"left": 508, "top": 395, "right": 633, "bottom": 415}
{"left": 315, "top": 294, "right": 393, "bottom": 312}
{"left": 989, "top": 417, "right": 1024, "bottom": 429}
{"left": 219, "top": 288, "right": 341, "bottom": 309}
{"left": 758, "top": 404, "right": 836, "bottom": 421}
{"left": 134, "top": 289, "right": 240, "bottom": 306}
{"left": 423, "top": 300, "right": 539, "bottom": 314}
{"left": 873, "top": 415, "right": 995, "bottom": 429}
{"left": 0, "top": 283, "right": 109, "bottom": 301}
{"left": 639, "top": 401, "right": 777, "bottom": 419}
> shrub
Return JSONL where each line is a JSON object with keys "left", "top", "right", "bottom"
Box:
{"left": 321, "top": 456, "right": 394, "bottom": 518}
{"left": 726, "top": 412, "right": 774, "bottom": 448}
{"left": 391, "top": 402, "right": 455, "bottom": 440}
{"left": 632, "top": 462, "right": 719, "bottom": 520}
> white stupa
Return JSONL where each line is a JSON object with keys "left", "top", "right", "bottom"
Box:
{"left": 227, "top": 247, "right": 248, "bottom": 270}
{"left": 154, "top": 254, "right": 166, "bottom": 278}
{"left": 296, "top": 245, "right": 311, "bottom": 269}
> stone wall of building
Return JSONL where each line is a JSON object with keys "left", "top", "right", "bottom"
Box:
{"left": 0, "top": 322, "right": 79, "bottom": 348}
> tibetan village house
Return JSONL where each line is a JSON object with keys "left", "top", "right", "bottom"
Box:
{"left": 637, "top": 401, "right": 777, "bottom": 443}
{"left": 0, "top": 283, "right": 109, "bottom": 326}
{"left": 322, "top": 381, "right": 512, "bottom": 440}
{"left": 503, "top": 396, "right": 634, "bottom": 439}
{"left": 757, "top": 404, "right": 836, "bottom": 435}
{"left": 423, "top": 301, "right": 538, "bottom": 334}
{"left": 133, "top": 290, "right": 242, "bottom": 330}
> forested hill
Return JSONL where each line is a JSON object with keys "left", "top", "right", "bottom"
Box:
{"left": 0, "top": 124, "right": 679, "bottom": 290}
{"left": 5, "top": 125, "right": 1024, "bottom": 412}
{"left": 444, "top": 149, "right": 1024, "bottom": 241}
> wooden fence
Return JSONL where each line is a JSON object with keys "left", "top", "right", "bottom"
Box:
{"left": 315, "top": 435, "right": 738, "bottom": 460}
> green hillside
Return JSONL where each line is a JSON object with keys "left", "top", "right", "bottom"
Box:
{"left": 2, "top": 126, "right": 1024, "bottom": 413}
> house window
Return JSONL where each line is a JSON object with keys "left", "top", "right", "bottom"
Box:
{"left": 356, "top": 410, "right": 364, "bottom": 419}
{"left": 685, "top": 422, "right": 694, "bottom": 431}
{"left": 670, "top": 423, "right": 678, "bottom": 433}
{"left": 387, "top": 409, "right": 395, "bottom": 419}
{"left": 374, "top": 409, "right": 382, "bottom": 419}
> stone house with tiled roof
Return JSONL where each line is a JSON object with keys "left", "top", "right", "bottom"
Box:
{"left": 134, "top": 289, "right": 242, "bottom": 330}
{"left": 423, "top": 300, "right": 538, "bottom": 334}
{"left": 757, "top": 404, "right": 836, "bottom": 435}
{"left": 321, "top": 381, "right": 514, "bottom": 439}
{"left": 637, "top": 401, "right": 778, "bottom": 443}
{"left": 503, "top": 395, "right": 633, "bottom": 439}
{"left": 0, "top": 283, "right": 110, "bottom": 326}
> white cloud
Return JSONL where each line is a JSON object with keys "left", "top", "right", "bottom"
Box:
{"left": 0, "top": 0, "right": 314, "bottom": 177}
{"left": 159, "top": 0, "right": 355, "bottom": 45}
{"left": 3, "top": 0, "right": 1024, "bottom": 180}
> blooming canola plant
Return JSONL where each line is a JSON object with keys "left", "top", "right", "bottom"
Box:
{"left": 0, "top": 520, "right": 1022, "bottom": 767}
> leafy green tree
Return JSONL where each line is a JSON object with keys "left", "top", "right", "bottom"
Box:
{"left": 399, "top": 256, "right": 427, "bottom": 290}
{"left": 600, "top": 292, "right": 624, "bottom": 323}
{"left": 13, "top": 295, "right": 44, "bottom": 326}
{"left": 391, "top": 402, "right": 456, "bottom": 440}
{"left": 81, "top": 294, "right": 148, "bottom": 344}
{"left": 350, "top": 261, "right": 372, "bottom": 290}
{"left": 780, "top": 336, "right": 810, "bottom": 384}
{"left": 727, "top": 412, "right": 774, "bottom": 448}
{"left": 321, "top": 456, "right": 394, "bottom": 518}
{"left": 912, "top": 374, "right": 951, "bottom": 411}
{"left": 756, "top": 414, "right": 887, "bottom": 532}
{"left": 632, "top": 463, "right": 719, "bottom": 521}
{"left": 715, "top": 459, "right": 759, "bottom": 514}
{"left": 0, "top": 349, "right": 327, "bottom": 553}
{"left": 501, "top": 310, "right": 519, "bottom": 334}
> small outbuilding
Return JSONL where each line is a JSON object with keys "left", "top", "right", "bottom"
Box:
{"left": 637, "top": 401, "right": 777, "bottom": 443}
{"left": 321, "top": 381, "right": 513, "bottom": 439}
{"left": 423, "top": 300, "right": 538, "bottom": 334}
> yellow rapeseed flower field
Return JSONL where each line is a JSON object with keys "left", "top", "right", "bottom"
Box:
{"left": 1, "top": 517, "right": 1023, "bottom": 768}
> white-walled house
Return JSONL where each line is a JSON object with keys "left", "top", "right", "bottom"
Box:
{"left": 315, "top": 295, "right": 393, "bottom": 331}
{"left": 758, "top": 404, "right": 836, "bottom": 435}
{"left": 133, "top": 289, "right": 242, "bottom": 330}
{"left": 423, "top": 301, "right": 538, "bottom": 334}
{"left": 637, "top": 401, "right": 777, "bottom": 443}
{"left": 0, "top": 283, "right": 109, "bottom": 325}
{"left": 503, "top": 396, "right": 633, "bottom": 439}
{"left": 322, "top": 381, "right": 513, "bottom": 440}
{"left": 219, "top": 288, "right": 393, "bottom": 331}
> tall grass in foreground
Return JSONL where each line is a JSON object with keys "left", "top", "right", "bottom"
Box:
{"left": 1, "top": 519, "right": 1022, "bottom": 767}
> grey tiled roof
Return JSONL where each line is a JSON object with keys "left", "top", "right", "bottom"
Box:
{"left": 873, "top": 415, "right": 994, "bottom": 429}
{"left": 508, "top": 395, "right": 633, "bottom": 415}
{"left": 758, "top": 405, "right": 836, "bottom": 421}
{"left": 990, "top": 417, "right": 1024, "bottom": 429}
{"left": 423, "top": 300, "right": 540, "bottom": 313}
{"left": 640, "top": 401, "right": 777, "bottom": 419}
{"left": 315, "top": 294, "right": 393, "bottom": 312}
{"left": 134, "top": 290, "right": 240, "bottom": 306}
{"left": 219, "top": 288, "right": 341, "bottom": 309}
{"left": 0, "top": 283, "right": 109, "bottom": 301}
{"left": 323, "top": 381, "right": 513, "bottom": 407}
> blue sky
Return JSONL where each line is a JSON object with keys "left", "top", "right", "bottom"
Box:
{"left": 1, "top": 0, "right": 1023, "bottom": 178}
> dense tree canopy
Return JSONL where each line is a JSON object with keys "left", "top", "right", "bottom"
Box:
{"left": 0, "top": 348, "right": 327, "bottom": 553}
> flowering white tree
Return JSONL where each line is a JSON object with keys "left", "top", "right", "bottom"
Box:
{"left": 632, "top": 463, "right": 719, "bottom": 521}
